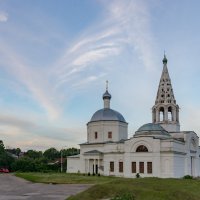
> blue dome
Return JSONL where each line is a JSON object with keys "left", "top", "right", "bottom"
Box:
{"left": 90, "top": 108, "right": 126, "bottom": 123}
{"left": 135, "top": 123, "right": 171, "bottom": 137}
{"left": 137, "top": 123, "right": 165, "bottom": 132}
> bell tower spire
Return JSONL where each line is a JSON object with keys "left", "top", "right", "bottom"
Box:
{"left": 152, "top": 55, "right": 180, "bottom": 132}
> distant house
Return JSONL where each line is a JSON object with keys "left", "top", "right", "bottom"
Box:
{"left": 67, "top": 55, "right": 200, "bottom": 178}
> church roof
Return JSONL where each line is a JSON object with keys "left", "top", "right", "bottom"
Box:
{"left": 90, "top": 108, "right": 126, "bottom": 123}
{"left": 137, "top": 123, "right": 165, "bottom": 131}
{"left": 135, "top": 123, "right": 171, "bottom": 138}
{"left": 84, "top": 150, "right": 103, "bottom": 155}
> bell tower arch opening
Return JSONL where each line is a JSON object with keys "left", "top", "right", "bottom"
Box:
{"left": 159, "top": 107, "right": 164, "bottom": 122}
{"left": 168, "top": 106, "right": 172, "bottom": 121}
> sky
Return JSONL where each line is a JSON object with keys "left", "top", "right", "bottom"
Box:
{"left": 0, "top": 0, "right": 200, "bottom": 151}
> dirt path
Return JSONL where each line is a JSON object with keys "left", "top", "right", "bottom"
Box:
{"left": 0, "top": 174, "right": 91, "bottom": 200}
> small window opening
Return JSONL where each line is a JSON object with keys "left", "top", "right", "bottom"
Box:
{"left": 110, "top": 162, "right": 114, "bottom": 172}
{"left": 139, "top": 162, "right": 144, "bottom": 173}
{"left": 108, "top": 132, "right": 112, "bottom": 139}
{"left": 132, "top": 162, "right": 136, "bottom": 173}
{"left": 95, "top": 132, "right": 98, "bottom": 139}
{"left": 119, "top": 162, "right": 123, "bottom": 172}
{"left": 147, "top": 162, "right": 152, "bottom": 174}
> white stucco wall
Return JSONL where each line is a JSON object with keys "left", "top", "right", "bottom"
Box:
{"left": 67, "top": 129, "right": 200, "bottom": 178}
{"left": 87, "top": 121, "right": 128, "bottom": 143}
{"left": 67, "top": 157, "right": 81, "bottom": 173}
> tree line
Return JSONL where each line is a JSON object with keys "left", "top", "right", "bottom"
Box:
{"left": 0, "top": 140, "right": 79, "bottom": 172}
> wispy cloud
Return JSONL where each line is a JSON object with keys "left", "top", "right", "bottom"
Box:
{"left": 0, "top": 11, "right": 8, "bottom": 22}
{"left": 0, "top": 0, "right": 158, "bottom": 149}
{"left": 0, "top": 0, "right": 156, "bottom": 120}
{"left": 54, "top": 0, "right": 156, "bottom": 90}
{"left": 0, "top": 43, "right": 61, "bottom": 119}
{"left": 106, "top": 0, "right": 157, "bottom": 70}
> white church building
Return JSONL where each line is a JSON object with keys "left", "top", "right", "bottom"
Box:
{"left": 67, "top": 55, "right": 200, "bottom": 178}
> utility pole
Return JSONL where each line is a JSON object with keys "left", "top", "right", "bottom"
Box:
{"left": 61, "top": 146, "right": 67, "bottom": 173}
{"left": 61, "top": 150, "right": 63, "bottom": 173}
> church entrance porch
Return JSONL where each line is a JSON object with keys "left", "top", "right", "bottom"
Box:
{"left": 85, "top": 158, "right": 103, "bottom": 175}
{"left": 93, "top": 164, "right": 98, "bottom": 174}
{"left": 83, "top": 150, "right": 103, "bottom": 175}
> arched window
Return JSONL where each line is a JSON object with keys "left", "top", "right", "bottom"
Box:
{"left": 159, "top": 107, "right": 164, "bottom": 121}
{"left": 136, "top": 145, "right": 148, "bottom": 152}
{"left": 168, "top": 106, "right": 172, "bottom": 121}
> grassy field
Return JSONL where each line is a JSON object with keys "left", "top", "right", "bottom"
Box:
{"left": 15, "top": 173, "right": 200, "bottom": 200}
{"left": 15, "top": 172, "right": 118, "bottom": 184}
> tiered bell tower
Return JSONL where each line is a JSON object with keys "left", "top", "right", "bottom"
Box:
{"left": 152, "top": 55, "right": 180, "bottom": 132}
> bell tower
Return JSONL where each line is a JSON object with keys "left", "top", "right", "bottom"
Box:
{"left": 152, "top": 54, "right": 180, "bottom": 132}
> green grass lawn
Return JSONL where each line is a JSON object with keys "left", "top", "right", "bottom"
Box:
{"left": 15, "top": 172, "right": 118, "bottom": 184}
{"left": 15, "top": 173, "right": 200, "bottom": 200}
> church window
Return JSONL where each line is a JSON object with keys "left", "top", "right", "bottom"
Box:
{"left": 136, "top": 145, "right": 148, "bottom": 152}
{"left": 110, "top": 162, "right": 114, "bottom": 172}
{"left": 119, "top": 162, "right": 123, "bottom": 172}
{"left": 167, "top": 94, "right": 170, "bottom": 97}
{"left": 147, "top": 162, "right": 152, "bottom": 174}
{"left": 132, "top": 162, "right": 136, "bottom": 173}
{"left": 139, "top": 162, "right": 144, "bottom": 173}
{"left": 108, "top": 132, "right": 112, "bottom": 139}
{"left": 95, "top": 132, "right": 98, "bottom": 139}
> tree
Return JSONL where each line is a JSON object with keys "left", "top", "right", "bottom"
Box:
{"left": 6, "top": 148, "right": 21, "bottom": 157}
{"left": 0, "top": 140, "right": 5, "bottom": 154}
{"left": 12, "top": 157, "right": 36, "bottom": 172}
{"left": 15, "top": 148, "right": 21, "bottom": 157}
{"left": 25, "top": 150, "right": 43, "bottom": 159}
{"left": 0, "top": 153, "right": 14, "bottom": 169}
{"left": 0, "top": 141, "right": 15, "bottom": 169}
{"left": 43, "top": 147, "right": 59, "bottom": 160}
{"left": 61, "top": 147, "right": 80, "bottom": 157}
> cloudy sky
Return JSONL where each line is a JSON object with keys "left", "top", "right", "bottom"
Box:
{"left": 0, "top": 0, "right": 200, "bottom": 151}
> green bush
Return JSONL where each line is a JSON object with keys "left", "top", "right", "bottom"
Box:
{"left": 111, "top": 192, "right": 135, "bottom": 200}
{"left": 136, "top": 173, "right": 140, "bottom": 178}
{"left": 183, "top": 175, "right": 193, "bottom": 179}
